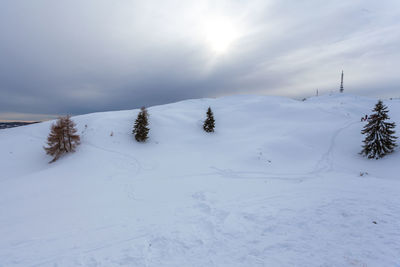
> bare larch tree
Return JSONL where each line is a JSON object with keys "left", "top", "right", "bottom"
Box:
{"left": 44, "top": 115, "right": 80, "bottom": 163}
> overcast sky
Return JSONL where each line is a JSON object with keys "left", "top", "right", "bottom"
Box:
{"left": 1, "top": 0, "right": 400, "bottom": 121}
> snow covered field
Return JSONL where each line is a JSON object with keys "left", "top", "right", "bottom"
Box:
{"left": 0, "top": 94, "right": 399, "bottom": 266}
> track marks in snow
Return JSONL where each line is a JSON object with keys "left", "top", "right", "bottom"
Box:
{"left": 82, "top": 141, "right": 142, "bottom": 176}
{"left": 28, "top": 231, "right": 149, "bottom": 267}
{"left": 188, "top": 193, "right": 400, "bottom": 267}
{"left": 207, "top": 119, "right": 358, "bottom": 183}
{"left": 210, "top": 166, "right": 309, "bottom": 183}
{"left": 313, "top": 120, "right": 359, "bottom": 174}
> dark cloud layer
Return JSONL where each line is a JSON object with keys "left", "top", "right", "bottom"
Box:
{"left": 1, "top": 0, "right": 400, "bottom": 120}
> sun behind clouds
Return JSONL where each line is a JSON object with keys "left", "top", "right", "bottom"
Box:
{"left": 202, "top": 16, "right": 240, "bottom": 54}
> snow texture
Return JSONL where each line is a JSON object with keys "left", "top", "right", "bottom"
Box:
{"left": 0, "top": 94, "right": 399, "bottom": 266}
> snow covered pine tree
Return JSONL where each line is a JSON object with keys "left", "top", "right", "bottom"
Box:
{"left": 360, "top": 100, "right": 397, "bottom": 159}
{"left": 133, "top": 107, "right": 150, "bottom": 142}
{"left": 203, "top": 107, "right": 215, "bottom": 133}
{"left": 44, "top": 115, "right": 80, "bottom": 163}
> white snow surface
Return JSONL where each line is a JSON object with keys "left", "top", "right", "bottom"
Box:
{"left": 0, "top": 94, "right": 399, "bottom": 266}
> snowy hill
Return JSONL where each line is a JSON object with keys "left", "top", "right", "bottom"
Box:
{"left": 0, "top": 94, "right": 399, "bottom": 266}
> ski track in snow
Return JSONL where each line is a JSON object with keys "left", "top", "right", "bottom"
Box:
{"left": 209, "top": 167, "right": 308, "bottom": 183}
{"left": 30, "top": 234, "right": 149, "bottom": 267}
{"left": 313, "top": 120, "right": 359, "bottom": 174}
{"left": 206, "top": 120, "right": 358, "bottom": 183}
{"left": 83, "top": 141, "right": 142, "bottom": 176}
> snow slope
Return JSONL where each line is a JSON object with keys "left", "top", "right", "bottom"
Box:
{"left": 0, "top": 94, "right": 399, "bottom": 266}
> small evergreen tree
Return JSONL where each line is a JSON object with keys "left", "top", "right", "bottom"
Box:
{"left": 44, "top": 115, "right": 80, "bottom": 163}
{"left": 360, "top": 100, "right": 397, "bottom": 159}
{"left": 133, "top": 107, "right": 149, "bottom": 142}
{"left": 203, "top": 107, "right": 215, "bottom": 133}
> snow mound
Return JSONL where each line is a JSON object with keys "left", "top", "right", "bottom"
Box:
{"left": 0, "top": 94, "right": 399, "bottom": 266}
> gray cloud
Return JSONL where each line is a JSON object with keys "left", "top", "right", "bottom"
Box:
{"left": 1, "top": 0, "right": 399, "bottom": 120}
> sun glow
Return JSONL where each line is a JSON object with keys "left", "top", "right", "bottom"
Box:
{"left": 203, "top": 17, "right": 239, "bottom": 54}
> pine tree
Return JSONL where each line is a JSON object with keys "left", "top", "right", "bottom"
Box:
{"left": 44, "top": 115, "right": 80, "bottom": 163}
{"left": 360, "top": 100, "right": 397, "bottom": 159}
{"left": 133, "top": 107, "right": 149, "bottom": 142}
{"left": 203, "top": 107, "right": 215, "bottom": 133}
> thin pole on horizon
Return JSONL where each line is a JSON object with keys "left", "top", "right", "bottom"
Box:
{"left": 340, "top": 70, "right": 344, "bottom": 93}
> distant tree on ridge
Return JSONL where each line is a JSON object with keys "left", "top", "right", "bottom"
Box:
{"left": 203, "top": 107, "right": 215, "bottom": 133}
{"left": 133, "top": 107, "right": 149, "bottom": 142}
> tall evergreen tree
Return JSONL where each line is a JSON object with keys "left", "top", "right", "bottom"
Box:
{"left": 203, "top": 107, "right": 215, "bottom": 133}
{"left": 360, "top": 100, "right": 397, "bottom": 159}
{"left": 133, "top": 107, "right": 149, "bottom": 142}
{"left": 44, "top": 115, "right": 80, "bottom": 162}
